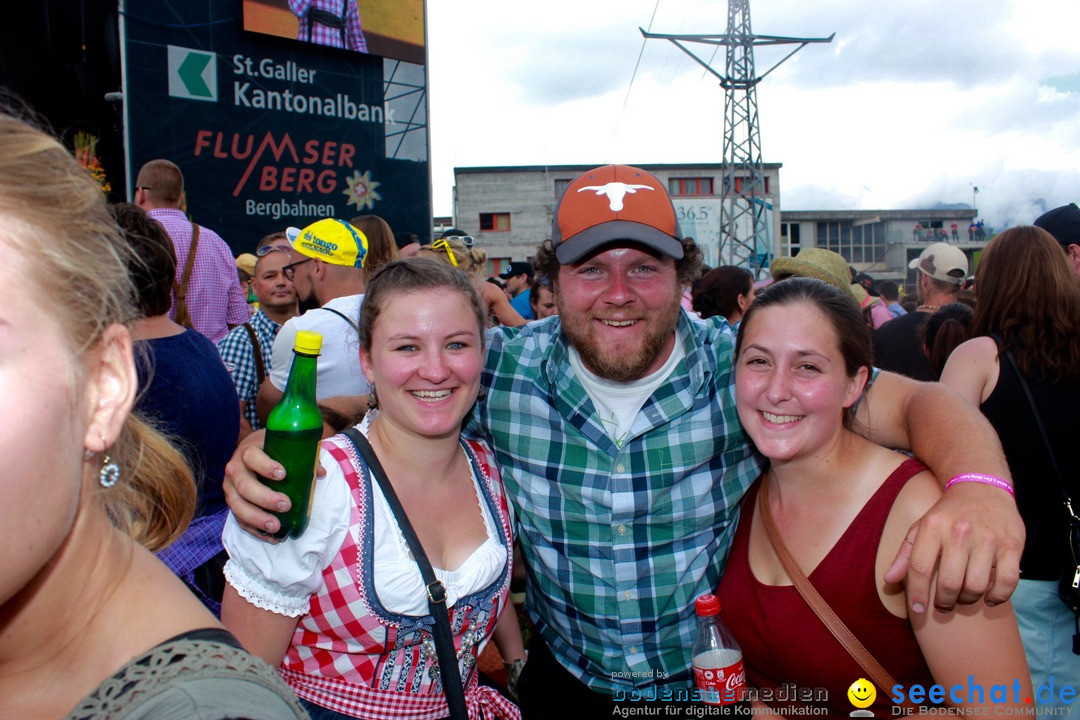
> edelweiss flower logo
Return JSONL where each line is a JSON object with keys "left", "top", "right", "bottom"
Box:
{"left": 343, "top": 169, "right": 382, "bottom": 211}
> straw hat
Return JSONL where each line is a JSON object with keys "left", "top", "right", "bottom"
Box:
{"left": 235, "top": 253, "right": 258, "bottom": 276}
{"left": 770, "top": 248, "right": 852, "bottom": 295}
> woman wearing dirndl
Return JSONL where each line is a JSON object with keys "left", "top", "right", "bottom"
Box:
{"left": 223, "top": 258, "right": 523, "bottom": 719}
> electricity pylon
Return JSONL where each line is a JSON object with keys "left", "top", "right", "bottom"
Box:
{"left": 642, "top": 1, "right": 832, "bottom": 275}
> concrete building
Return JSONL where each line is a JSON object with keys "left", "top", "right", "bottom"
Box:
{"left": 451, "top": 163, "right": 782, "bottom": 275}
{"left": 449, "top": 164, "right": 984, "bottom": 287}
{"left": 780, "top": 209, "right": 983, "bottom": 289}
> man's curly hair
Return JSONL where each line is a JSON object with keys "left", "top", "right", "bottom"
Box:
{"left": 532, "top": 236, "right": 704, "bottom": 288}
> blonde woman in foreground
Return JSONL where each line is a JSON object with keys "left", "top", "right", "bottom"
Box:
{"left": 0, "top": 109, "right": 306, "bottom": 720}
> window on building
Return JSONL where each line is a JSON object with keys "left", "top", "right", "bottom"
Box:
{"left": 554, "top": 179, "right": 572, "bottom": 199}
{"left": 781, "top": 222, "right": 801, "bottom": 258}
{"left": 815, "top": 220, "right": 886, "bottom": 265}
{"left": 915, "top": 219, "right": 950, "bottom": 242}
{"left": 726, "top": 176, "right": 771, "bottom": 195}
{"left": 669, "top": 177, "right": 714, "bottom": 196}
{"left": 479, "top": 212, "right": 511, "bottom": 232}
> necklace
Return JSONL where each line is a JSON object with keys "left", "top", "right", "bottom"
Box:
{"left": 916, "top": 305, "right": 940, "bottom": 312}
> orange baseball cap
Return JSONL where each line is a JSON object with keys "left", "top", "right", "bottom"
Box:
{"left": 551, "top": 165, "right": 684, "bottom": 264}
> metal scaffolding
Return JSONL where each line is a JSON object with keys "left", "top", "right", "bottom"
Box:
{"left": 642, "top": 1, "right": 832, "bottom": 275}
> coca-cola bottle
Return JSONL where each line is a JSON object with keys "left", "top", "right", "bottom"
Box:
{"left": 692, "top": 594, "right": 748, "bottom": 708}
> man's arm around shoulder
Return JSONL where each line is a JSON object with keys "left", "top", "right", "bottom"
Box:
{"left": 856, "top": 370, "right": 1023, "bottom": 614}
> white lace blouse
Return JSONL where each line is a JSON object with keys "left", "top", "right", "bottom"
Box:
{"left": 223, "top": 420, "right": 509, "bottom": 619}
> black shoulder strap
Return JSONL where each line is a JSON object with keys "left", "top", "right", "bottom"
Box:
{"left": 991, "top": 333, "right": 1070, "bottom": 502}
{"left": 320, "top": 305, "right": 359, "bottom": 334}
{"left": 340, "top": 428, "right": 468, "bottom": 720}
{"left": 994, "top": 334, "right": 1080, "bottom": 646}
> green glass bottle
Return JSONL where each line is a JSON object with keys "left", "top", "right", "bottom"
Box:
{"left": 259, "top": 329, "right": 323, "bottom": 539}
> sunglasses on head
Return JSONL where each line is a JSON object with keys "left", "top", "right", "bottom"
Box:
{"left": 430, "top": 238, "right": 459, "bottom": 267}
{"left": 442, "top": 235, "right": 475, "bottom": 247}
{"left": 256, "top": 243, "right": 292, "bottom": 257}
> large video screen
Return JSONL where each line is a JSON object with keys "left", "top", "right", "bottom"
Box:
{"left": 242, "top": 0, "right": 425, "bottom": 65}
{"left": 123, "top": 0, "right": 431, "bottom": 255}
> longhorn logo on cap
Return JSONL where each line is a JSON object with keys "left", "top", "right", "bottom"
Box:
{"left": 577, "top": 182, "right": 654, "bottom": 212}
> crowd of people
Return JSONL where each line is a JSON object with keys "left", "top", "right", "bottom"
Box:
{"left": 6, "top": 102, "right": 1080, "bottom": 718}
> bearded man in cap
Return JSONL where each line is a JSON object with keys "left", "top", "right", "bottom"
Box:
{"left": 225, "top": 166, "right": 1024, "bottom": 717}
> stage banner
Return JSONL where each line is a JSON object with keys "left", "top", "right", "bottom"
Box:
{"left": 121, "top": 0, "right": 429, "bottom": 254}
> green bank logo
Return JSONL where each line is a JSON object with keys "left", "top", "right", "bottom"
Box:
{"left": 168, "top": 46, "right": 217, "bottom": 101}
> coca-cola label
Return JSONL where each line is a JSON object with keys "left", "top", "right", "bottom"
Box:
{"left": 693, "top": 655, "right": 747, "bottom": 705}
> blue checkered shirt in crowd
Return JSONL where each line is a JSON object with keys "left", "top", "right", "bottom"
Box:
{"left": 471, "top": 310, "right": 763, "bottom": 694}
{"left": 217, "top": 309, "right": 282, "bottom": 430}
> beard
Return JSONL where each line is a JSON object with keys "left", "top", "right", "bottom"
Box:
{"left": 298, "top": 286, "right": 321, "bottom": 313}
{"left": 557, "top": 293, "right": 681, "bottom": 382}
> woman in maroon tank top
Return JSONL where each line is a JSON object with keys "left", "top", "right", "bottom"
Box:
{"left": 717, "top": 277, "right": 1031, "bottom": 718}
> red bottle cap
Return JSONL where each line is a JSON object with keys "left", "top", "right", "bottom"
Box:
{"left": 695, "top": 593, "right": 720, "bottom": 616}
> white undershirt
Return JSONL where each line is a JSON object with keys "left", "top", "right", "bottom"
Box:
{"left": 568, "top": 330, "right": 685, "bottom": 448}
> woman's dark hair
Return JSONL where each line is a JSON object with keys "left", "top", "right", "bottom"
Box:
{"left": 110, "top": 202, "right": 177, "bottom": 318}
{"left": 532, "top": 235, "right": 705, "bottom": 289}
{"left": 692, "top": 265, "right": 753, "bottom": 321}
{"left": 736, "top": 277, "right": 874, "bottom": 429}
{"left": 971, "top": 226, "right": 1080, "bottom": 381}
{"left": 358, "top": 257, "right": 486, "bottom": 354}
{"left": 528, "top": 277, "right": 548, "bottom": 306}
{"left": 922, "top": 302, "right": 974, "bottom": 380}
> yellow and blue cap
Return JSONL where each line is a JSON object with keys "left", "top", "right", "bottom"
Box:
{"left": 286, "top": 218, "right": 368, "bottom": 269}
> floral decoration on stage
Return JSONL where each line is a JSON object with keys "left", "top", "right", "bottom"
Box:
{"left": 73, "top": 131, "right": 112, "bottom": 195}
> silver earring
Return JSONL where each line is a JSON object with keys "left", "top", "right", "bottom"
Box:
{"left": 367, "top": 388, "right": 379, "bottom": 411}
{"left": 99, "top": 456, "right": 121, "bottom": 488}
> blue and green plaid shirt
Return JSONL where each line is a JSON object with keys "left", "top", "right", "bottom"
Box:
{"left": 216, "top": 309, "right": 281, "bottom": 430}
{"left": 472, "top": 310, "right": 763, "bottom": 693}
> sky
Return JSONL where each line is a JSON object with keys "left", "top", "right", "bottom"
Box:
{"left": 425, "top": 0, "right": 1080, "bottom": 231}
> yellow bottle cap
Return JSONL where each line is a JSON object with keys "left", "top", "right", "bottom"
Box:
{"left": 294, "top": 330, "right": 323, "bottom": 355}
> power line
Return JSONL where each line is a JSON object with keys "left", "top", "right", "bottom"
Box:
{"left": 613, "top": 0, "right": 662, "bottom": 146}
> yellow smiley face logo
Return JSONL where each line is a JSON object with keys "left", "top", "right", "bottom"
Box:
{"left": 847, "top": 678, "right": 877, "bottom": 709}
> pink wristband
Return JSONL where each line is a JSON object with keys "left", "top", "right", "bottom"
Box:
{"left": 943, "top": 473, "right": 1015, "bottom": 498}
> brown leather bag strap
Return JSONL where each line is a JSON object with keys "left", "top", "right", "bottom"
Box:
{"left": 759, "top": 478, "right": 913, "bottom": 710}
{"left": 173, "top": 223, "right": 200, "bottom": 328}
{"left": 241, "top": 322, "right": 265, "bottom": 386}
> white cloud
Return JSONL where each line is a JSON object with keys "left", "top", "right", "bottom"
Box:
{"left": 427, "top": 0, "right": 1080, "bottom": 230}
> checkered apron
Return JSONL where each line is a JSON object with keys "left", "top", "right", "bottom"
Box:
{"left": 279, "top": 435, "right": 519, "bottom": 719}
